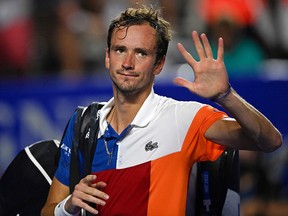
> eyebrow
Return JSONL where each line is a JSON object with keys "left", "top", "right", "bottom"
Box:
{"left": 111, "top": 45, "right": 126, "bottom": 50}
{"left": 112, "top": 44, "right": 155, "bottom": 55}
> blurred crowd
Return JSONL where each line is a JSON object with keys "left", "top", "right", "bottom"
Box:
{"left": 1, "top": 0, "right": 288, "bottom": 215}
{"left": 239, "top": 142, "right": 288, "bottom": 216}
{"left": 0, "top": 0, "right": 288, "bottom": 79}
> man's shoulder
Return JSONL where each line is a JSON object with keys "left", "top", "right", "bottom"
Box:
{"left": 155, "top": 93, "right": 205, "bottom": 109}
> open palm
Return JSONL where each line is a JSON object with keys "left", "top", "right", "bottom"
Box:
{"left": 174, "top": 31, "right": 229, "bottom": 99}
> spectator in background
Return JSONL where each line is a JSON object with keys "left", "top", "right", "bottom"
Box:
{"left": 0, "top": 0, "right": 34, "bottom": 78}
{"left": 254, "top": 0, "right": 288, "bottom": 59}
{"left": 274, "top": 0, "right": 288, "bottom": 58}
{"left": 54, "top": 0, "right": 186, "bottom": 78}
{"left": 240, "top": 140, "right": 288, "bottom": 216}
{"left": 253, "top": 0, "right": 288, "bottom": 80}
{"left": 53, "top": 0, "right": 107, "bottom": 78}
{"left": 198, "top": 0, "right": 268, "bottom": 79}
{"left": 53, "top": 0, "right": 185, "bottom": 78}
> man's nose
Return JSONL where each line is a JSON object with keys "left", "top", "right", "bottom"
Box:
{"left": 122, "top": 53, "right": 134, "bottom": 70}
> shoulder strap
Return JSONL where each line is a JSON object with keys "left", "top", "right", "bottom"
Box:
{"left": 81, "top": 102, "right": 103, "bottom": 176}
{"left": 70, "top": 106, "right": 84, "bottom": 193}
{"left": 69, "top": 102, "right": 103, "bottom": 193}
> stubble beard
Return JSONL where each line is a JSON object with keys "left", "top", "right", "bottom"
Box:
{"left": 112, "top": 76, "right": 153, "bottom": 99}
{"left": 112, "top": 78, "right": 140, "bottom": 97}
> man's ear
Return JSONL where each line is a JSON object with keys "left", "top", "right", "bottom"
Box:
{"left": 153, "top": 56, "right": 166, "bottom": 75}
{"left": 105, "top": 48, "right": 110, "bottom": 69}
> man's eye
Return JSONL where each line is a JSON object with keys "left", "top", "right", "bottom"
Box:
{"left": 138, "top": 52, "right": 147, "bottom": 57}
{"left": 115, "top": 49, "right": 124, "bottom": 54}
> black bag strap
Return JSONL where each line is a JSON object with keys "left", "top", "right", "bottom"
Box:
{"left": 70, "top": 106, "right": 85, "bottom": 193}
{"left": 82, "top": 102, "right": 103, "bottom": 176}
{"left": 69, "top": 102, "right": 103, "bottom": 194}
{"left": 195, "top": 148, "right": 237, "bottom": 216}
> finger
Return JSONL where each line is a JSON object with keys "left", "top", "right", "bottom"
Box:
{"left": 72, "top": 186, "right": 109, "bottom": 207}
{"left": 73, "top": 196, "right": 100, "bottom": 215}
{"left": 173, "top": 77, "right": 196, "bottom": 93}
{"left": 81, "top": 174, "right": 97, "bottom": 185}
{"left": 192, "top": 31, "right": 206, "bottom": 59}
{"left": 79, "top": 191, "right": 108, "bottom": 206}
{"left": 77, "top": 184, "right": 109, "bottom": 201}
{"left": 217, "top": 37, "right": 224, "bottom": 62}
{"left": 200, "top": 33, "right": 213, "bottom": 59}
{"left": 75, "top": 177, "right": 109, "bottom": 202}
{"left": 90, "top": 181, "right": 107, "bottom": 189}
{"left": 72, "top": 198, "right": 100, "bottom": 215}
{"left": 177, "top": 43, "right": 196, "bottom": 66}
{"left": 81, "top": 202, "right": 99, "bottom": 215}
{"left": 95, "top": 181, "right": 107, "bottom": 189}
{"left": 70, "top": 192, "right": 103, "bottom": 215}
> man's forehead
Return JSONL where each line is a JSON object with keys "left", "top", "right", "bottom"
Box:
{"left": 111, "top": 24, "right": 157, "bottom": 49}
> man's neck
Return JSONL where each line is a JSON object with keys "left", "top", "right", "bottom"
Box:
{"left": 109, "top": 88, "right": 151, "bottom": 134}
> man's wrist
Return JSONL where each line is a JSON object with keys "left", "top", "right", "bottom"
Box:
{"left": 210, "top": 83, "right": 232, "bottom": 103}
{"left": 54, "top": 195, "right": 80, "bottom": 216}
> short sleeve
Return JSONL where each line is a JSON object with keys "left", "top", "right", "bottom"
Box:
{"left": 54, "top": 112, "right": 77, "bottom": 186}
{"left": 183, "top": 105, "right": 228, "bottom": 164}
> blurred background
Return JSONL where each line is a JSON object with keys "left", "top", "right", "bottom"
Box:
{"left": 0, "top": 0, "right": 287, "bottom": 215}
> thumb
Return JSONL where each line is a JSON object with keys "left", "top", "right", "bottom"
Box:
{"left": 173, "top": 77, "right": 196, "bottom": 92}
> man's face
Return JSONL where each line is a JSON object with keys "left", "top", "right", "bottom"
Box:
{"left": 105, "top": 23, "right": 164, "bottom": 96}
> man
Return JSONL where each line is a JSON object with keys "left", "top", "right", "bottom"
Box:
{"left": 41, "top": 5, "right": 282, "bottom": 216}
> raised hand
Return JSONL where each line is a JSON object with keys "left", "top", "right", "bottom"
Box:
{"left": 174, "top": 31, "right": 230, "bottom": 99}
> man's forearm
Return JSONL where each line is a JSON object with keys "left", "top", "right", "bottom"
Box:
{"left": 217, "top": 87, "right": 282, "bottom": 152}
{"left": 41, "top": 203, "right": 58, "bottom": 216}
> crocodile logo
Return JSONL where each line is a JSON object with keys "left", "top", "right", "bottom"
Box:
{"left": 145, "top": 141, "right": 158, "bottom": 151}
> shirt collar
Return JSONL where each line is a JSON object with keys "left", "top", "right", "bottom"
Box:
{"left": 98, "top": 88, "right": 160, "bottom": 137}
{"left": 131, "top": 88, "right": 159, "bottom": 127}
